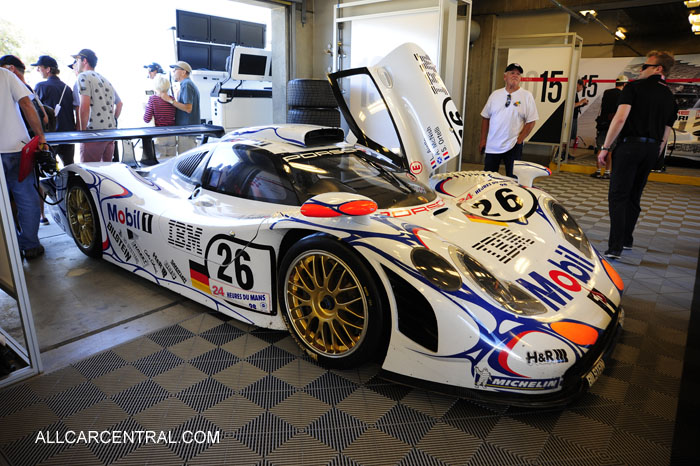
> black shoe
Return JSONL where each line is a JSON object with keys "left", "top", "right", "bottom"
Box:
{"left": 23, "top": 245, "right": 45, "bottom": 260}
{"left": 604, "top": 249, "right": 622, "bottom": 259}
{"left": 590, "top": 172, "right": 601, "bottom": 178}
{"left": 601, "top": 173, "right": 610, "bottom": 179}
{"left": 623, "top": 243, "right": 633, "bottom": 250}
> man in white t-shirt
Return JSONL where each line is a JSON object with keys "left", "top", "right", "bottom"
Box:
{"left": 479, "top": 63, "right": 538, "bottom": 178}
{"left": 0, "top": 68, "right": 47, "bottom": 259}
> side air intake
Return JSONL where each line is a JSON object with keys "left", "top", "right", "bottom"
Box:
{"left": 303, "top": 128, "right": 345, "bottom": 146}
{"left": 383, "top": 267, "right": 439, "bottom": 352}
{"left": 175, "top": 151, "right": 207, "bottom": 178}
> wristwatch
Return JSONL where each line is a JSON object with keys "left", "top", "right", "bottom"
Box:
{"left": 601, "top": 146, "right": 611, "bottom": 151}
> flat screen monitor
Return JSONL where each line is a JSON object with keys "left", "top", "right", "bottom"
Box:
{"left": 176, "top": 10, "right": 209, "bottom": 42}
{"left": 210, "top": 45, "right": 231, "bottom": 72}
{"left": 210, "top": 16, "right": 238, "bottom": 45}
{"left": 239, "top": 21, "right": 266, "bottom": 49}
{"left": 231, "top": 46, "right": 271, "bottom": 81}
{"left": 177, "top": 42, "right": 210, "bottom": 71}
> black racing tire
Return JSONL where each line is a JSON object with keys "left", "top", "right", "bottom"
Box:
{"left": 287, "top": 79, "right": 338, "bottom": 108}
{"left": 278, "top": 235, "right": 386, "bottom": 368}
{"left": 65, "top": 183, "right": 102, "bottom": 258}
{"left": 287, "top": 108, "right": 341, "bottom": 127}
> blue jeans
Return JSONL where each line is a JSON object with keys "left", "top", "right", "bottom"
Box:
{"left": 2, "top": 151, "right": 41, "bottom": 250}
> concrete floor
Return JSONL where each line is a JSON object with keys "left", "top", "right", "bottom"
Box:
{"left": 1, "top": 167, "right": 698, "bottom": 465}
{"left": 0, "top": 219, "right": 203, "bottom": 373}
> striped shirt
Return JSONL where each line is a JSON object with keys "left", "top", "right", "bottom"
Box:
{"left": 144, "top": 95, "right": 176, "bottom": 126}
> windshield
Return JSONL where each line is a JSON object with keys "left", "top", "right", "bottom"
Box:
{"left": 284, "top": 149, "right": 436, "bottom": 209}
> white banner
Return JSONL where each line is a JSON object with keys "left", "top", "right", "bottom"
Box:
{"left": 508, "top": 47, "right": 573, "bottom": 144}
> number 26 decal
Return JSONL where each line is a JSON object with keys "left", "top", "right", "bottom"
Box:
{"left": 216, "top": 242, "right": 254, "bottom": 290}
{"left": 460, "top": 185, "right": 538, "bottom": 222}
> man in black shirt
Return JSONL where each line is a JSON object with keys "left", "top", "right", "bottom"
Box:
{"left": 592, "top": 75, "right": 628, "bottom": 178}
{"left": 597, "top": 51, "right": 677, "bottom": 259}
{"left": 33, "top": 55, "right": 76, "bottom": 165}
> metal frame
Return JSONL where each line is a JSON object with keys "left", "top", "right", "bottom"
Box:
{"left": 494, "top": 33, "right": 583, "bottom": 171}
{"left": 0, "top": 159, "right": 42, "bottom": 388}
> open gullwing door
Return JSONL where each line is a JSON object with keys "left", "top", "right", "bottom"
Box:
{"left": 328, "top": 43, "right": 463, "bottom": 184}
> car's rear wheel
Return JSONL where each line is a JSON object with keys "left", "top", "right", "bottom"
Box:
{"left": 66, "top": 184, "right": 102, "bottom": 258}
{"left": 278, "top": 236, "right": 385, "bottom": 368}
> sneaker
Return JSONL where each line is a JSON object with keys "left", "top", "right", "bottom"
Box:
{"left": 590, "top": 172, "right": 602, "bottom": 178}
{"left": 623, "top": 243, "right": 633, "bottom": 250}
{"left": 604, "top": 249, "right": 622, "bottom": 259}
{"left": 601, "top": 173, "right": 610, "bottom": 179}
{"left": 23, "top": 245, "right": 45, "bottom": 260}
{"left": 40, "top": 217, "right": 50, "bottom": 225}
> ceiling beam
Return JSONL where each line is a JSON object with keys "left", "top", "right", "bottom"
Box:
{"left": 473, "top": 0, "right": 681, "bottom": 16}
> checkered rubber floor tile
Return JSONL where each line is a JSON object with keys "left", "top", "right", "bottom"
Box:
{"left": 1, "top": 172, "right": 698, "bottom": 466}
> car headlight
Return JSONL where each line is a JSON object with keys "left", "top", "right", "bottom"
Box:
{"left": 411, "top": 247, "right": 463, "bottom": 292}
{"left": 545, "top": 199, "right": 593, "bottom": 259}
{"left": 449, "top": 246, "right": 547, "bottom": 316}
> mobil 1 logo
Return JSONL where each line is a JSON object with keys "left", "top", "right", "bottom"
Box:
{"left": 106, "top": 203, "right": 153, "bottom": 234}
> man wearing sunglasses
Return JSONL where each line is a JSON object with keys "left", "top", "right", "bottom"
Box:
{"left": 479, "top": 63, "right": 538, "bottom": 178}
{"left": 597, "top": 51, "right": 677, "bottom": 259}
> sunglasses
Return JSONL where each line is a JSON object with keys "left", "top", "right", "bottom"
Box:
{"left": 505, "top": 94, "right": 511, "bottom": 108}
{"left": 641, "top": 63, "right": 659, "bottom": 71}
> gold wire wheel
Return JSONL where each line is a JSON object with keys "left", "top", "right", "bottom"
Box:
{"left": 284, "top": 250, "right": 368, "bottom": 357}
{"left": 66, "top": 187, "right": 96, "bottom": 250}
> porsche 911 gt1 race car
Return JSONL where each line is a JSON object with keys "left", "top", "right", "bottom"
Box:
{"left": 45, "top": 43, "right": 623, "bottom": 406}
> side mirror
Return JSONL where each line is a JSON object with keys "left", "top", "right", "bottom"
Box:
{"left": 513, "top": 161, "right": 551, "bottom": 188}
{"left": 300, "top": 192, "right": 377, "bottom": 218}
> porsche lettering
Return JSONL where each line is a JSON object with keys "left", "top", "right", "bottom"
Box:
{"left": 283, "top": 147, "right": 355, "bottom": 162}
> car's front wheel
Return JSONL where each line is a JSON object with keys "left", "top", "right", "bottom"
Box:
{"left": 278, "top": 236, "right": 386, "bottom": 368}
{"left": 66, "top": 183, "right": 102, "bottom": 258}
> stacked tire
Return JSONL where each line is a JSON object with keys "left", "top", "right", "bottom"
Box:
{"left": 287, "top": 79, "right": 341, "bottom": 127}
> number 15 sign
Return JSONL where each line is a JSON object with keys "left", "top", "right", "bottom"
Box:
{"left": 507, "top": 47, "right": 575, "bottom": 144}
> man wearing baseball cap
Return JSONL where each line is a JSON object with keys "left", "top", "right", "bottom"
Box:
{"left": 33, "top": 55, "right": 76, "bottom": 165}
{"left": 71, "top": 49, "right": 122, "bottom": 162}
{"left": 145, "top": 62, "right": 164, "bottom": 79}
{"left": 168, "top": 61, "right": 200, "bottom": 154}
{"left": 479, "top": 63, "right": 538, "bottom": 178}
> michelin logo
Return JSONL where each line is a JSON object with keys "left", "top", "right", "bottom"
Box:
{"left": 107, "top": 204, "right": 153, "bottom": 234}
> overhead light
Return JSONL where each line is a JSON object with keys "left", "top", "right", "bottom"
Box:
{"left": 693, "top": 24, "right": 700, "bottom": 33}
{"left": 689, "top": 12, "right": 700, "bottom": 24}
{"left": 614, "top": 28, "right": 626, "bottom": 40}
{"left": 579, "top": 10, "right": 597, "bottom": 17}
{"left": 685, "top": 1, "right": 700, "bottom": 8}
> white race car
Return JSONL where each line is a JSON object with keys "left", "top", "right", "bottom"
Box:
{"left": 45, "top": 43, "right": 623, "bottom": 406}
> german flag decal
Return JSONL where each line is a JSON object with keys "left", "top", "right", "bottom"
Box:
{"left": 189, "top": 260, "right": 210, "bottom": 295}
